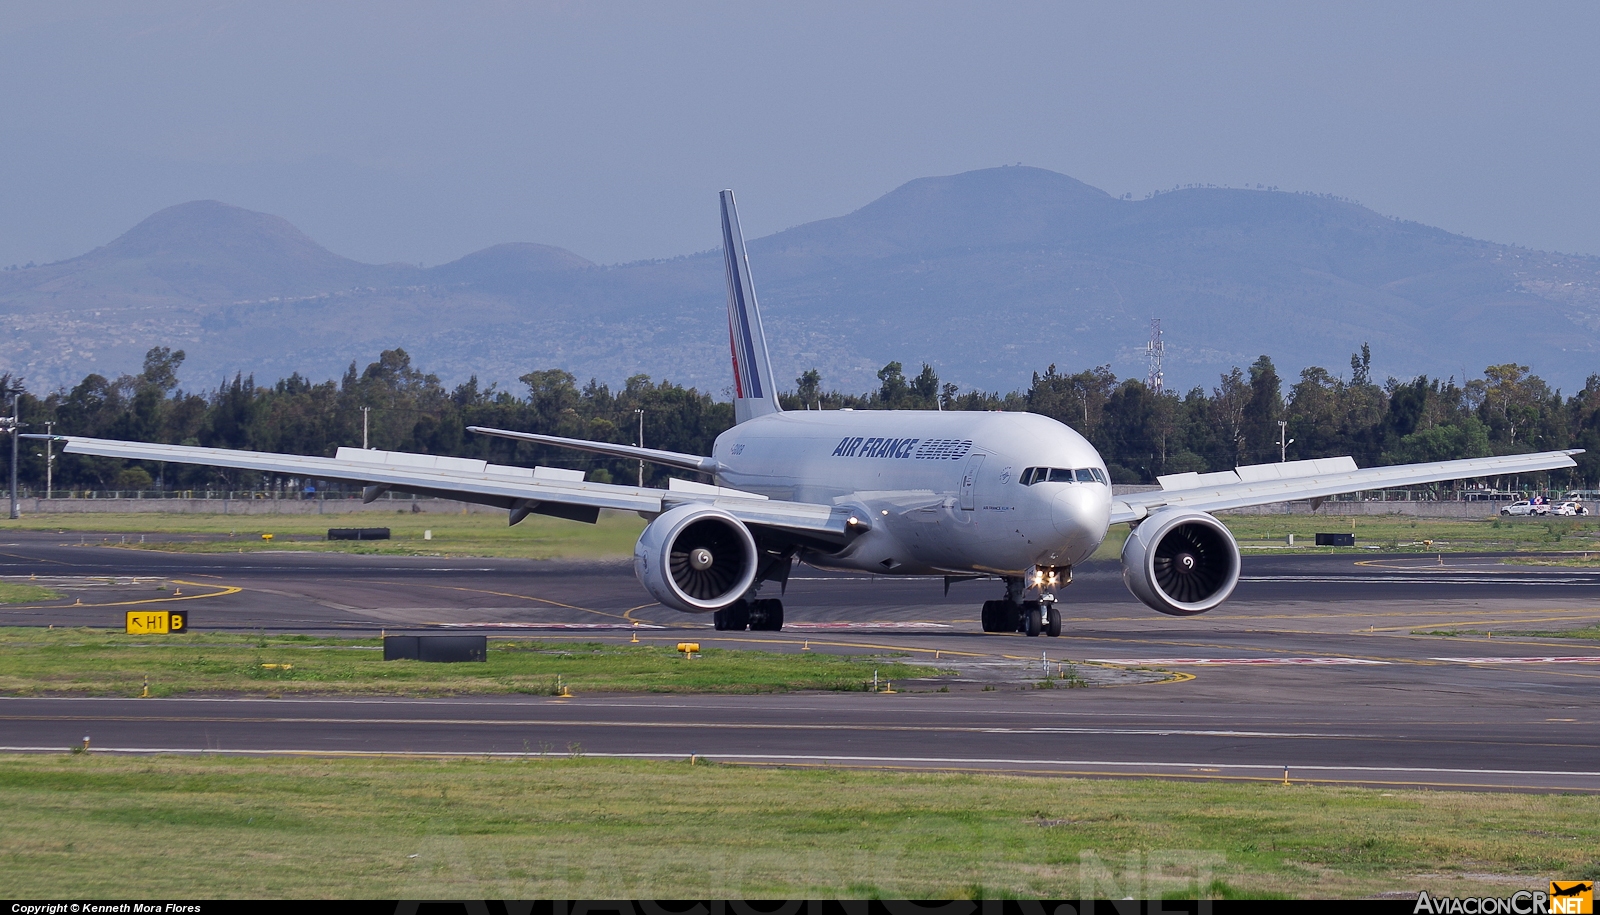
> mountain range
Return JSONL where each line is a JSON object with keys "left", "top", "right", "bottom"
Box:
{"left": 4, "top": 166, "right": 1599, "bottom": 396}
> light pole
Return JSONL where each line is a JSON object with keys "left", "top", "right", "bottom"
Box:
{"left": 634, "top": 409, "right": 645, "bottom": 487}
{"left": 6, "top": 392, "right": 19, "bottom": 519}
{"left": 1277, "top": 420, "right": 1294, "bottom": 463}
{"left": 43, "top": 421, "right": 53, "bottom": 500}
{"left": 361, "top": 407, "right": 371, "bottom": 449}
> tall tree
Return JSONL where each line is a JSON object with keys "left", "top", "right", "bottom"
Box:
{"left": 1241, "top": 355, "right": 1283, "bottom": 462}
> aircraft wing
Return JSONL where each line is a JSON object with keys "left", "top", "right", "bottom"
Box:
{"left": 466, "top": 425, "right": 726, "bottom": 474}
{"left": 1110, "top": 450, "right": 1582, "bottom": 525}
{"left": 36, "top": 435, "right": 850, "bottom": 544}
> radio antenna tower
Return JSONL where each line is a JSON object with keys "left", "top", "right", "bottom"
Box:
{"left": 1145, "top": 318, "right": 1165, "bottom": 394}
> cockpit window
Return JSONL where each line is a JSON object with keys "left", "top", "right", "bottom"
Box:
{"left": 1019, "top": 466, "right": 1107, "bottom": 485}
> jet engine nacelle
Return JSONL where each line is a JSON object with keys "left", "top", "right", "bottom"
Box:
{"left": 1120, "top": 509, "right": 1241, "bottom": 616}
{"left": 634, "top": 503, "right": 759, "bottom": 613}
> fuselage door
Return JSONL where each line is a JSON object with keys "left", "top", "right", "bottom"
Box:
{"left": 959, "top": 452, "right": 986, "bottom": 511}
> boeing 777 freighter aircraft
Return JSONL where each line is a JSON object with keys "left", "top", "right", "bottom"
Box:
{"left": 35, "top": 191, "right": 1580, "bottom": 635}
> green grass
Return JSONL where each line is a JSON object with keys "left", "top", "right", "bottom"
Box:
{"left": 2, "top": 510, "right": 646, "bottom": 559}
{"left": 0, "top": 581, "right": 62, "bottom": 604}
{"left": 0, "top": 627, "right": 939, "bottom": 697}
{"left": 1420, "top": 627, "right": 1600, "bottom": 641}
{"left": 1, "top": 754, "right": 1595, "bottom": 897}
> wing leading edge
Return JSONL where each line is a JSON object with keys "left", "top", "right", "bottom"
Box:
{"left": 465, "top": 425, "right": 725, "bottom": 474}
{"left": 36, "top": 435, "right": 849, "bottom": 544}
{"left": 1110, "top": 450, "right": 1582, "bottom": 524}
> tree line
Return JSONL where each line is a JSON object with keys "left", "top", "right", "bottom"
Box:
{"left": 2, "top": 343, "right": 1598, "bottom": 492}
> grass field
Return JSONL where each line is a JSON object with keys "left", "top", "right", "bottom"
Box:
{"left": 1422, "top": 626, "right": 1600, "bottom": 641}
{"left": 1, "top": 753, "right": 1595, "bottom": 897}
{"left": 0, "top": 627, "right": 939, "bottom": 697}
{"left": 11, "top": 510, "right": 1592, "bottom": 563}
{"left": 0, "top": 582, "right": 62, "bottom": 604}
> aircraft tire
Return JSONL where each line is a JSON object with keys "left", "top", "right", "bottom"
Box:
{"left": 748, "top": 598, "right": 783, "bottom": 631}
{"left": 1023, "top": 601, "right": 1042, "bottom": 637}
{"left": 713, "top": 609, "right": 728, "bottom": 631}
{"left": 980, "top": 600, "right": 999, "bottom": 632}
{"left": 721, "top": 600, "right": 750, "bottom": 631}
{"left": 1045, "top": 604, "right": 1062, "bottom": 637}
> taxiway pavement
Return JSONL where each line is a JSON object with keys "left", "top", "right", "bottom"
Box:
{"left": 2, "top": 531, "right": 1597, "bottom": 790}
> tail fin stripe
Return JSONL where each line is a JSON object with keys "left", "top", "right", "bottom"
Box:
{"left": 719, "top": 189, "right": 780, "bottom": 424}
{"left": 721, "top": 195, "right": 764, "bottom": 399}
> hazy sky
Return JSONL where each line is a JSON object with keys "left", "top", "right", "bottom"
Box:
{"left": 3, "top": 2, "right": 1598, "bottom": 268}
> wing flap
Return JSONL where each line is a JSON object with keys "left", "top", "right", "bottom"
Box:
{"left": 465, "top": 426, "right": 723, "bottom": 474}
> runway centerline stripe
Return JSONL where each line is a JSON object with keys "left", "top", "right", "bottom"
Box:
{"left": 1087, "top": 657, "right": 1390, "bottom": 665}
{"left": 0, "top": 713, "right": 1381, "bottom": 739}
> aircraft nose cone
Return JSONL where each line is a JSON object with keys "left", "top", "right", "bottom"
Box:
{"left": 1052, "top": 486, "right": 1112, "bottom": 542}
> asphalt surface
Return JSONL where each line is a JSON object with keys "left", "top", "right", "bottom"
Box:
{"left": 2, "top": 530, "right": 1599, "bottom": 790}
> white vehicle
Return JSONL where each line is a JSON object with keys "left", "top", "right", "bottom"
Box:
{"left": 1501, "top": 500, "right": 1550, "bottom": 516}
{"left": 1551, "top": 501, "right": 1587, "bottom": 517}
{"left": 33, "top": 191, "right": 1583, "bottom": 635}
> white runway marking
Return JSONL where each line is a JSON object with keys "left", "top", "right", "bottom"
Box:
{"left": 1088, "top": 657, "right": 1390, "bottom": 665}
{"left": 1243, "top": 575, "right": 1600, "bottom": 584}
{"left": 431, "top": 622, "right": 669, "bottom": 630}
{"left": 784, "top": 621, "right": 951, "bottom": 630}
{"left": 1430, "top": 656, "right": 1600, "bottom": 664}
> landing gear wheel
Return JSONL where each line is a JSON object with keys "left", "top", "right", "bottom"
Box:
{"left": 717, "top": 600, "right": 750, "bottom": 631}
{"left": 1023, "top": 601, "right": 1043, "bottom": 637}
{"left": 748, "top": 598, "right": 784, "bottom": 631}
{"left": 980, "top": 600, "right": 1000, "bottom": 632}
{"left": 1044, "top": 603, "right": 1062, "bottom": 637}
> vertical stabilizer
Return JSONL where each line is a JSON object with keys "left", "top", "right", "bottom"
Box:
{"left": 720, "top": 190, "right": 781, "bottom": 424}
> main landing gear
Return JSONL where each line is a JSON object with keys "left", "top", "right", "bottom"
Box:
{"left": 979, "top": 569, "right": 1066, "bottom": 637}
{"left": 713, "top": 598, "right": 784, "bottom": 632}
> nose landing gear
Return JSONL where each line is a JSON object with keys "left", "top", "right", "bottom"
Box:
{"left": 979, "top": 567, "right": 1067, "bottom": 636}
{"left": 713, "top": 598, "right": 784, "bottom": 631}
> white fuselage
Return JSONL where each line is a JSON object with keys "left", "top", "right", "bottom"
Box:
{"left": 711, "top": 410, "right": 1112, "bottom": 576}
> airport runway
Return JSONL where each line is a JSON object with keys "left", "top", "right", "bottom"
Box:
{"left": 2, "top": 530, "right": 1599, "bottom": 790}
